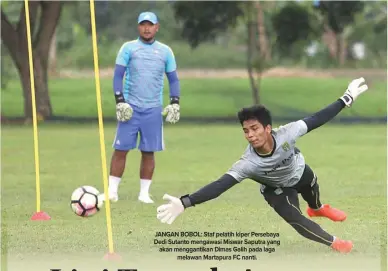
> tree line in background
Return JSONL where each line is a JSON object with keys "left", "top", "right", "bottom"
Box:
{"left": 172, "top": 1, "right": 386, "bottom": 103}
{"left": 1, "top": 1, "right": 387, "bottom": 119}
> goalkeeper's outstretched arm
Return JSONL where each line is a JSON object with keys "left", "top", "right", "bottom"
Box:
{"left": 180, "top": 174, "right": 239, "bottom": 208}
{"left": 301, "top": 77, "right": 368, "bottom": 134}
{"left": 302, "top": 99, "right": 346, "bottom": 133}
{"left": 156, "top": 174, "right": 239, "bottom": 224}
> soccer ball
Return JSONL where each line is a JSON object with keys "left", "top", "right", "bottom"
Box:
{"left": 70, "top": 186, "right": 103, "bottom": 217}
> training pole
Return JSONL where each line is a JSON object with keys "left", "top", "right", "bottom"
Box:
{"left": 25, "top": 0, "right": 51, "bottom": 221}
{"left": 89, "top": 0, "right": 120, "bottom": 260}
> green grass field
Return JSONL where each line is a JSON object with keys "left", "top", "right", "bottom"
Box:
{"left": 1, "top": 77, "right": 386, "bottom": 118}
{"left": 1, "top": 75, "right": 387, "bottom": 270}
{"left": 1, "top": 122, "right": 387, "bottom": 271}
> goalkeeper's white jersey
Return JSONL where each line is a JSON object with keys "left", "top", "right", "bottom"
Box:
{"left": 226, "top": 120, "right": 308, "bottom": 188}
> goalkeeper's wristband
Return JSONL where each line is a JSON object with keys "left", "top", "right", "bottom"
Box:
{"left": 180, "top": 194, "right": 193, "bottom": 209}
{"left": 340, "top": 94, "right": 353, "bottom": 106}
{"left": 170, "top": 96, "right": 180, "bottom": 105}
{"left": 114, "top": 92, "right": 125, "bottom": 104}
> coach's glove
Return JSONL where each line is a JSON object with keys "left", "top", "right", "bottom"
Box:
{"left": 162, "top": 97, "right": 180, "bottom": 124}
{"left": 115, "top": 92, "right": 133, "bottom": 122}
{"left": 156, "top": 194, "right": 188, "bottom": 224}
{"left": 340, "top": 77, "right": 368, "bottom": 107}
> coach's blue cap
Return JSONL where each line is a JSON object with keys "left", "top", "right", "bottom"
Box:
{"left": 138, "top": 12, "right": 158, "bottom": 24}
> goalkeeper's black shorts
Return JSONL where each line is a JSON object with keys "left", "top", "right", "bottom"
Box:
{"left": 260, "top": 165, "right": 334, "bottom": 246}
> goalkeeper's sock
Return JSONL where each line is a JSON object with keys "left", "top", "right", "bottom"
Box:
{"left": 140, "top": 179, "right": 152, "bottom": 196}
{"left": 109, "top": 175, "right": 121, "bottom": 194}
{"left": 313, "top": 205, "right": 324, "bottom": 211}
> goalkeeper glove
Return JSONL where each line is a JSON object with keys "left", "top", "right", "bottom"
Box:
{"left": 162, "top": 97, "right": 180, "bottom": 124}
{"left": 156, "top": 194, "right": 192, "bottom": 224}
{"left": 115, "top": 92, "right": 133, "bottom": 122}
{"left": 340, "top": 77, "right": 368, "bottom": 107}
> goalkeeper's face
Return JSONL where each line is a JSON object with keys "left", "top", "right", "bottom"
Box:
{"left": 138, "top": 21, "right": 159, "bottom": 42}
{"left": 242, "top": 119, "right": 272, "bottom": 149}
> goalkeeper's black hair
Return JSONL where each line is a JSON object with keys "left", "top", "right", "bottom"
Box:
{"left": 237, "top": 105, "right": 272, "bottom": 127}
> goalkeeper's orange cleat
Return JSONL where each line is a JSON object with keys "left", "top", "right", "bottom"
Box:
{"left": 331, "top": 238, "right": 353, "bottom": 253}
{"left": 307, "top": 204, "right": 347, "bottom": 222}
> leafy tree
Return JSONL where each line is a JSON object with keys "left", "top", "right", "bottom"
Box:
{"left": 172, "top": 1, "right": 244, "bottom": 48}
{"left": 315, "top": 1, "right": 365, "bottom": 65}
{"left": 172, "top": 1, "right": 273, "bottom": 104}
{"left": 272, "top": 2, "right": 319, "bottom": 59}
{"left": 317, "top": 1, "right": 364, "bottom": 34}
{"left": 74, "top": 2, "right": 180, "bottom": 44}
{"left": 1, "top": 1, "right": 63, "bottom": 120}
{"left": 347, "top": 1, "right": 386, "bottom": 62}
{"left": 245, "top": 1, "right": 274, "bottom": 105}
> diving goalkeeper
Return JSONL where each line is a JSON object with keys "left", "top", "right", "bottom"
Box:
{"left": 156, "top": 78, "right": 369, "bottom": 253}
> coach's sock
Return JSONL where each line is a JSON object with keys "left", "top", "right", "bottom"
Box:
{"left": 109, "top": 175, "right": 121, "bottom": 194}
{"left": 140, "top": 179, "right": 152, "bottom": 196}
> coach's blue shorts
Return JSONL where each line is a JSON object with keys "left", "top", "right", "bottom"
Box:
{"left": 112, "top": 104, "right": 164, "bottom": 152}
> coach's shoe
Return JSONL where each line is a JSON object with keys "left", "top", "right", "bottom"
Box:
{"left": 307, "top": 204, "right": 347, "bottom": 222}
{"left": 331, "top": 238, "right": 353, "bottom": 253}
{"left": 108, "top": 192, "right": 119, "bottom": 202}
{"left": 100, "top": 191, "right": 119, "bottom": 203}
{"left": 138, "top": 193, "right": 154, "bottom": 204}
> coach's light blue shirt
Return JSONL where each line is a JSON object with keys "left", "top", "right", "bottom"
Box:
{"left": 115, "top": 39, "right": 177, "bottom": 108}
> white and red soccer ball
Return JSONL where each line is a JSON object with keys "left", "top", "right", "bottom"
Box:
{"left": 70, "top": 186, "right": 103, "bottom": 217}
